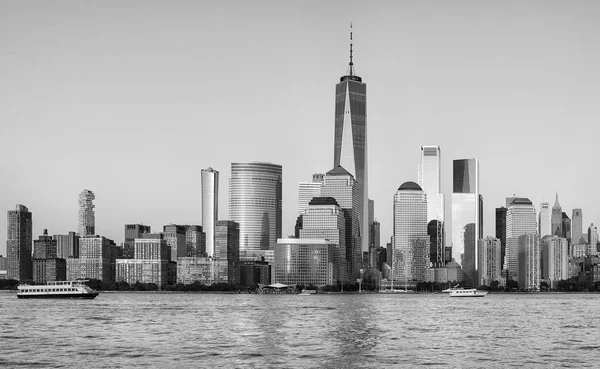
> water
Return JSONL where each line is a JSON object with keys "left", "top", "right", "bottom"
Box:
{"left": 1, "top": 292, "right": 599, "bottom": 368}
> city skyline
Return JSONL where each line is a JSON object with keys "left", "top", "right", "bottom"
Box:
{"left": 2, "top": 2, "right": 600, "bottom": 255}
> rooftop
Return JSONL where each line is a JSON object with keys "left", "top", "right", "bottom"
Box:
{"left": 398, "top": 181, "right": 422, "bottom": 191}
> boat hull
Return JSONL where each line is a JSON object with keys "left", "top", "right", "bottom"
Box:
{"left": 17, "top": 293, "right": 99, "bottom": 299}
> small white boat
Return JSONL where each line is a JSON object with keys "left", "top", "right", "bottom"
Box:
{"left": 298, "top": 289, "right": 317, "bottom": 295}
{"left": 17, "top": 280, "right": 99, "bottom": 299}
{"left": 449, "top": 288, "right": 487, "bottom": 297}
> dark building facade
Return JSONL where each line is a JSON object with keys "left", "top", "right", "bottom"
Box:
{"left": 33, "top": 229, "right": 57, "bottom": 259}
{"left": 33, "top": 258, "right": 66, "bottom": 284}
{"left": 184, "top": 225, "right": 206, "bottom": 257}
{"left": 561, "top": 213, "right": 572, "bottom": 243}
{"left": 124, "top": 224, "right": 151, "bottom": 259}
{"left": 239, "top": 260, "right": 270, "bottom": 287}
{"left": 495, "top": 207, "right": 507, "bottom": 270}
{"left": 215, "top": 220, "right": 240, "bottom": 284}
{"left": 6, "top": 205, "right": 33, "bottom": 281}
{"left": 54, "top": 232, "right": 80, "bottom": 259}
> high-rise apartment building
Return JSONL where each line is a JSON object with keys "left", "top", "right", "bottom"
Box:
{"left": 201, "top": 167, "right": 219, "bottom": 257}
{"left": 184, "top": 225, "right": 206, "bottom": 257}
{"left": 589, "top": 224, "right": 598, "bottom": 256}
{"left": 572, "top": 209, "right": 583, "bottom": 244}
{"left": 540, "top": 235, "right": 568, "bottom": 289}
{"left": 163, "top": 224, "right": 187, "bottom": 261}
{"left": 124, "top": 224, "right": 151, "bottom": 259}
{"left": 452, "top": 158, "right": 481, "bottom": 283}
{"left": 477, "top": 237, "right": 502, "bottom": 286}
{"left": 539, "top": 202, "right": 551, "bottom": 237}
{"left": 495, "top": 207, "right": 507, "bottom": 272}
{"left": 78, "top": 190, "right": 96, "bottom": 237}
{"left": 298, "top": 181, "right": 322, "bottom": 215}
{"left": 33, "top": 229, "right": 57, "bottom": 259}
{"left": 393, "top": 182, "right": 429, "bottom": 283}
{"left": 6, "top": 204, "right": 33, "bottom": 281}
{"left": 229, "top": 162, "right": 282, "bottom": 254}
{"left": 551, "top": 194, "right": 563, "bottom": 237}
{"left": 214, "top": 220, "right": 240, "bottom": 284}
{"left": 298, "top": 197, "right": 346, "bottom": 282}
{"left": 321, "top": 166, "right": 361, "bottom": 278}
{"left": 274, "top": 238, "right": 339, "bottom": 287}
{"left": 333, "top": 28, "right": 368, "bottom": 255}
{"left": 67, "top": 236, "right": 113, "bottom": 283}
{"left": 506, "top": 198, "right": 537, "bottom": 280}
{"left": 518, "top": 233, "right": 541, "bottom": 290}
{"left": 116, "top": 237, "right": 170, "bottom": 288}
{"left": 54, "top": 232, "right": 80, "bottom": 259}
{"left": 418, "top": 146, "right": 445, "bottom": 266}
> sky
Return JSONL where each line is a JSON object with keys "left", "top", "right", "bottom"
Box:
{"left": 1, "top": 1, "right": 600, "bottom": 255}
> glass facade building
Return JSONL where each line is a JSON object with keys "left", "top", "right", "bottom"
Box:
{"left": 201, "top": 167, "right": 219, "bottom": 257}
{"left": 6, "top": 204, "right": 33, "bottom": 281}
{"left": 451, "top": 158, "right": 481, "bottom": 283}
{"left": 320, "top": 166, "right": 361, "bottom": 278}
{"left": 229, "top": 162, "right": 282, "bottom": 254}
{"left": 298, "top": 181, "right": 322, "bottom": 215}
{"left": 274, "top": 239, "right": 338, "bottom": 287}
{"left": 78, "top": 189, "right": 95, "bottom": 237}
{"left": 419, "top": 146, "right": 445, "bottom": 266}
{"left": 495, "top": 207, "right": 507, "bottom": 271}
{"left": 393, "top": 182, "right": 429, "bottom": 283}
{"left": 506, "top": 198, "right": 537, "bottom": 280}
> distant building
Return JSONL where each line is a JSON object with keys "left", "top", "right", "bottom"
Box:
{"left": 451, "top": 158, "right": 481, "bottom": 283}
{"left": 67, "top": 236, "right": 113, "bottom": 283}
{"left": 78, "top": 190, "right": 96, "bottom": 237}
{"left": 297, "top": 180, "right": 322, "bottom": 215}
{"left": 32, "top": 258, "right": 66, "bottom": 284}
{"left": 419, "top": 146, "right": 445, "bottom": 266}
{"left": 446, "top": 260, "right": 464, "bottom": 283}
{"left": 551, "top": 194, "right": 563, "bottom": 237}
{"left": 506, "top": 198, "right": 537, "bottom": 281}
{"left": 176, "top": 257, "right": 228, "bottom": 285}
{"left": 589, "top": 224, "right": 599, "bottom": 256}
{"left": 230, "top": 162, "right": 282, "bottom": 254}
{"left": 215, "top": 220, "right": 240, "bottom": 284}
{"left": 163, "top": 224, "right": 187, "bottom": 260}
{"left": 201, "top": 167, "right": 219, "bottom": 257}
{"left": 321, "top": 166, "right": 361, "bottom": 278}
{"left": 54, "top": 232, "right": 80, "bottom": 259}
{"left": 572, "top": 209, "right": 583, "bottom": 244}
{"left": 370, "top": 220, "right": 381, "bottom": 250}
{"left": 116, "top": 237, "right": 170, "bottom": 288}
{"left": 239, "top": 260, "right": 271, "bottom": 286}
{"left": 495, "top": 207, "right": 507, "bottom": 271}
{"left": 298, "top": 197, "right": 346, "bottom": 283}
{"left": 478, "top": 237, "right": 502, "bottom": 286}
{"left": 561, "top": 212, "right": 571, "bottom": 243}
{"left": 539, "top": 202, "right": 551, "bottom": 237}
{"left": 184, "top": 225, "right": 206, "bottom": 257}
{"left": 393, "top": 182, "right": 429, "bottom": 283}
{"left": 274, "top": 238, "right": 338, "bottom": 287}
{"left": 571, "top": 244, "right": 587, "bottom": 258}
{"left": 540, "top": 235, "right": 568, "bottom": 289}
{"left": 123, "top": 224, "right": 151, "bottom": 259}
{"left": 6, "top": 204, "right": 33, "bottom": 281}
{"left": 33, "top": 229, "right": 57, "bottom": 259}
{"left": 518, "top": 233, "right": 541, "bottom": 291}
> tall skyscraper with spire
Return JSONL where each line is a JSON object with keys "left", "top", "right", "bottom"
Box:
{"left": 333, "top": 24, "right": 368, "bottom": 256}
{"left": 551, "top": 194, "right": 563, "bottom": 237}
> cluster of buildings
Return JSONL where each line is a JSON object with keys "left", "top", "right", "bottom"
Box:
{"left": 2, "top": 32, "right": 599, "bottom": 291}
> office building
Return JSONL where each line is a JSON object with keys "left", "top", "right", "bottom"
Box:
{"left": 551, "top": 194, "right": 562, "bottom": 237}
{"left": 333, "top": 28, "right": 368, "bottom": 255}
{"left": 298, "top": 180, "right": 322, "bottom": 216}
{"left": 201, "top": 167, "right": 219, "bottom": 257}
{"left": 561, "top": 212, "right": 571, "bottom": 242}
{"left": 478, "top": 237, "right": 502, "bottom": 286}
{"left": 393, "top": 182, "right": 429, "bottom": 283}
{"left": 78, "top": 190, "right": 96, "bottom": 237}
{"left": 184, "top": 225, "right": 206, "bottom": 257}
{"left": 495, "top": 207, "right": 507, "bottom": 272}
{"left": 541, "top": 235, "right": 568, "bottom": 289}
{"left": 518, "top": 233, "right": 541, "bottom": 290}
{"left": 67, "top": 236, "right": 113, "bottom": 283}
{"left": 539, "top": 202, "right": 551, "bottom": 237}
{"left": 6, "top": 205, "right": 33, "bottom": 281}
{"left": 123, "top": 224, "right": 151, "bottom": 259}
{"left": 506, "top": 198, "right": 537, "bottom": 280}
{"left": 54, "top": 232, "right": 80, "bottom": 259}
{"left": 452, "top": 159, "right": 481, "bottom": 283}
{"left": 274, "top": 238, "right": 338, "bottom": 287}
{"left": 419, "top": 146, "right": 445, "bottom": 266}
{"left": 320, "top": 166, "right": 361, "bottom": 278}
{"left": 572, "top": 209, "right": 583, "bottom": 244}
{"left": 229, "top": 162, "right": 282, "bottom": 253}
{"left": 215, "top": 220, "right": 240, "bottom": 284}
{"left": 298, "top": 197, "right": 346, "bottom": 282}
{"left": 163, "top": 224, "right": 187, "bottom": 260}
{"left": 589, "top": 224, "right": 599, "bottom": 256}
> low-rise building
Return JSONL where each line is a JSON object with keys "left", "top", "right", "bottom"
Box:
{"left": 176, "top": 257, "right": 228, "bottom": 285}
{"left": 274, "top": 238, "right": 338, "bottom": 287}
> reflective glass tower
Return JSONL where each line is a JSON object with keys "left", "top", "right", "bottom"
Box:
{"left": 201, "top": 167, "right": 219, "bottom": 256}
{"left": 418, "top": 146, "right": 445, "bottom": 266}
{"left": 78, "top": 190, "right": 95, "bottom": 237}
{"left": 229, "top": 162, "right": 282, "bottom": 254}
{"left": 333, "top": 26, "right": 368, "bottom": 255}
{"left": 451, "top": 158, "right": 481, "bottom": 283}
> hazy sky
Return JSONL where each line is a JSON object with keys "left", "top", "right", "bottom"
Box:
{"left": 2, "top": 1, "right": 599, "bottom": 255}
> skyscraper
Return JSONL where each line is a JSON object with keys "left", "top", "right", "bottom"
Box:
{"left": 495, "top": 207, "right": 507, "bottom": 271}
{"left": 54, "top": 232, "right": 80, "bottom": 259}
{"left": 419, "top": 146, "right": 445, "bottom": 266}
{"left": 451, "top": 158, "right": 481, "bottom": 282}
{"left": 539, "top": 202, "right": 551, "bottom": 237}
{"left": 297, "top": 180, "right": 322, "bottom": 215}
{"left": 393, "top": 182, "right": 429, "bottom": 283}
{"left": 551, "top": 194, "right": 563, "bottom": 237}
{"left": 477, "top": 237, "right": 502, "bottom": 286}
{"left": 541, "top": 235, "right": 568, "bottom": 289}
{"left": 572, "top": 209, "right": 583, "bottom": 244}
{"left": 518, "top": 233, "right": 541, "bottom": 290}
{"left": 506, "top": 198, "right": 537, "bottom": 280}
{"left": 229, "top": 162, "right": 282, "bottom": 254}
{"left": 321, "top": 166, "right": 361, "bottom": 278}
{"left": 6, "top": 204, "right": 33, "bottom": 281}
{"left": 561, "top": 212, "right": 571, "bottom": 243}
{"left": 78, "top": 190, "right": 95, "bottom": 237}
{"left": 333, "top": 26, "right": 368, "bottom": 255}
{"left": 215, "top": 220, "right": 240, "bottom": 284}
{"left": 201, "top": 167, "right": 219, "bottom": 257}
{"left": 589, "top": 224, "right": 598, "bottom": 256}
{"left": 162, "top": 224, "right": 187, "bottom": 260}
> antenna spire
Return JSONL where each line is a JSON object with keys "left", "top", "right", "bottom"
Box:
{"left": 348, "top": 22, "right": 354, "bottom": 76}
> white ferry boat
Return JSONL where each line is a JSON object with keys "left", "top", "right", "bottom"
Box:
{"left": 17, "top": 280, "right": 99, "bottom": 299}
{"left": 298, "top": 289, "right": 317, "bottom": 295}
{"left": 449, "top": 288, "right": 487, "bottom": 298}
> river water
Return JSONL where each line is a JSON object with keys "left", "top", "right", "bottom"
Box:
{"left": 1, "top": 292, "right": 599, "bottom": 368}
